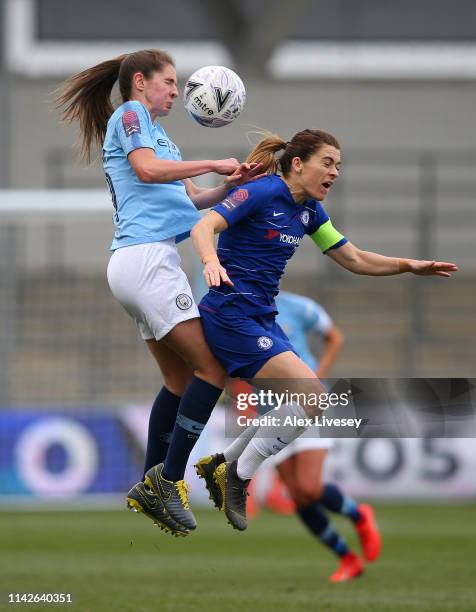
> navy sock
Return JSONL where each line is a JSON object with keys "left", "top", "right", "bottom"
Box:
{"left": 142, "top": 387, "right": 181, "bottom": 478}
{"left": 319, "top": 483, "right": 362, "bottom": 523}
{"left": 163, "top": 376, "right": 222, "bottom": 481}
{"left": 297, "top": 502, "right": 349, "bottom": 557}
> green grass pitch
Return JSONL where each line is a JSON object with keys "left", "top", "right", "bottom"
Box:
{"left": 0, "top": 504, "right": 475, "bottom": 611}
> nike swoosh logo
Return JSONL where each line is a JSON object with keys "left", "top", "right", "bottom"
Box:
{"left": 144, "top": 490, "right": 162, "bottom": 509}
{"left": 277, "top": 437, "right": 287, "bottom": 446}
{"left": 273, "top": 211, "right": 284, "bottom": 217}
{"left": 155, "top": 471, "right": 172, "bottom": 502}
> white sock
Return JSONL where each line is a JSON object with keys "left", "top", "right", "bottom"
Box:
{"left": 223, "top": 423, "right": 260, "bottom": 461}
{"left": 236, "top": 403, "right": 310, "bottom": 480}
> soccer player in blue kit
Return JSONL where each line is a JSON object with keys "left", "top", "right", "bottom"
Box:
{"left": 272, "top": 291, "right": 380, "bottom": 582}
{"left": 191, "top": 128, "right": 458, "bottom": 533}
{"left": 56, "top": 49, "right": 263, "bottom": 536}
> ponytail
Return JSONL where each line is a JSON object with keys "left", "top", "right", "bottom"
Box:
{"left": 246, "top": 128, "right": 340, "bottom": 177}
{"left": 55, "top": 55, "right": 126, "bottom": 162}
{"left": 55, "top": 49, "right": 174, "bottom": 163}
{"left": 245, "top": 132, "right": 287, "bottom": 175}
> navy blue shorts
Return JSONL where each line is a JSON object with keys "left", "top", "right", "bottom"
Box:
{"left": 199, "top": 305, "right": 296, "bottom": 378}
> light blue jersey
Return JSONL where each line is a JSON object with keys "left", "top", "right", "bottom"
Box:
{"left": 276, "top": 291, "right": 332, "bottom": 370}
{"left": 103, "top": 100, "right": 200, "bottom": 250}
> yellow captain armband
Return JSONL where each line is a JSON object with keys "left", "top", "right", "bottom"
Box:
{"left": 310, "top": 220, "right": 345, "bottom": 253}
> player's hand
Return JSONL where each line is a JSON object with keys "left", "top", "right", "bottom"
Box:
{"left": 224, "top": 162, "right": 267, "bottom": 187}
{"left": 213, "top": 158, "right": 240, "bottom": 175}
{"left": 203, "top": 261, "right": 234, "bottom": 287}
{"left": 409, "top": 260, "right": 459, "bottom": 277}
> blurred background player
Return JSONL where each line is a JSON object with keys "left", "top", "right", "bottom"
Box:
{"left": 270, "top": 290, "right": 381, "bottom": 582}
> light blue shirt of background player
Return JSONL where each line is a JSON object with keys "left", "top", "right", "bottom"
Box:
{"left": 103, "top": 100, "right": 200, "bottom": 250}
{"left": 276, "top": 291, "right": 344, "bottom": 377}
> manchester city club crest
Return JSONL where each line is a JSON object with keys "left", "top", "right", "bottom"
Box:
{"left": 300, "top": 209, "right": 310, "bottom": 226}
{"left": 257, "top": 336, "right": 273, "bottom": 350}
{"left": 176, "top": 293, "right": 193, "bottom": 310}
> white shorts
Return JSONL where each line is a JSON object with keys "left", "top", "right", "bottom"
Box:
{"left": 107, "top": 240, "right": 200, "bottom": 341}
{"left": 273, "top": 430, "right": 334, "bottom": 466}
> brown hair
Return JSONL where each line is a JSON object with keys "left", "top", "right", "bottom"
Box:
{"left": 246, "top": 129, "right": 340, "bottom": 176}
{"left": 55, "top": 49, "right": 174, "bottom": 162}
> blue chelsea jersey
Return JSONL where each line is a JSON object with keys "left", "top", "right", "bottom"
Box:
{"left": 103, "top": 100, "right": 200, "bottom": 250}
{"left": 276, "top": 291, "right": 332, "bottom": 370}
{"left": 200, "top": 174, "right": 347, "bottom": 316}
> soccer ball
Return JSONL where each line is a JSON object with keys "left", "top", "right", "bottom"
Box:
{"left": 183, "top": 66, "right": 246, "bottom": 128}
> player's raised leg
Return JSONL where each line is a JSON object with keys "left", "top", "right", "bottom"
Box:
{"left": 214, "top": 351, "right": 325, "bottom": 530}
{"left": 278, "top": 450, "right": 364, "bottom": 582}
{"left": 143, "top": 340, "right": 194, "bottom": 476}
{"left": 127, "top": 341, "right": 194, "bottom": 535}
{"left": 145, "top": 317, "right": 226, "bottom": 530}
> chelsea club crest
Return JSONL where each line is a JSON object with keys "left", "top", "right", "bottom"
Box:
{"left": 300, "top": 210, "right": 310, "bottom": 226}
{"left": 257, "top": 336, "right": 273, "bottom": 350}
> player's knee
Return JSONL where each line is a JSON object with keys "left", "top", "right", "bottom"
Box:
{"left": 162, "top": 370, "right": 193, "bottom": 396}
{"left": 163, "top": 380, "right": 187, "bottom": 396}
{"left": 195, "top": 358, "right": 227, "bottom": 389}
{"left": 282, "top": 482, "right": 301, "bottom": 505}
{"left": 291, "top": 479, "right": 323, "bottom": 507}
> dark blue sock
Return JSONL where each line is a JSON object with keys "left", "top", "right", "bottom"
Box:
{"left": 297, "top": 502, "right": 349, "bottom": 557}
{"left": 163, "top": 376, "right": 222, "bottom": 481}
{"left": 319, "top": 483, "right": 362, "bottom": 523}
{"left": 142, "top": 387, "right": 181, "bottom": 478}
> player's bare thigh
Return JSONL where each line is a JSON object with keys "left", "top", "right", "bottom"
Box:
{"left": 277, "top": 449, "right": 328, "bottom": 506}
{"left": 254, "top": 351, "right": 326, "bottom": 417}
{"left": 146, "top": 339, "right": 194, "bottom": 396}
{"left": 255, "top": 350, "right": 316, "bottom": 379}
{"left": 160, "top": 317, "right": 227, "bottom": 389}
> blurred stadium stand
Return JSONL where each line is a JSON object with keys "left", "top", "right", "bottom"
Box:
{"left": 0, "top": 0, "right": 475, "bottom": 407}
{"left": 0, "top": 173, "right": 474, "bottom": 407}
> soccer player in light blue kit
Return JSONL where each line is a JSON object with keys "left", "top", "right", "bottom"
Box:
{"left": 276, "top": 291, "right": 340, "bottom": 375}
{"left": 191, "top": 128, "right": 458, "bottom": 537}
{"left": 274, "top": 291, "right": 379, "bottom": 582}
{"left": 56, "top": 49, "right": 263, "bottom": 536}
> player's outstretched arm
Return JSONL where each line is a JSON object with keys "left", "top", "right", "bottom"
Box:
{"left": 128, "top": 148, "right": 239, "bottom": 183}
{"left": 327, "top": 242, "right": 458, "bottom": 277}
{"left": 191, "top": 211, "right": 233, "bottom": 287}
